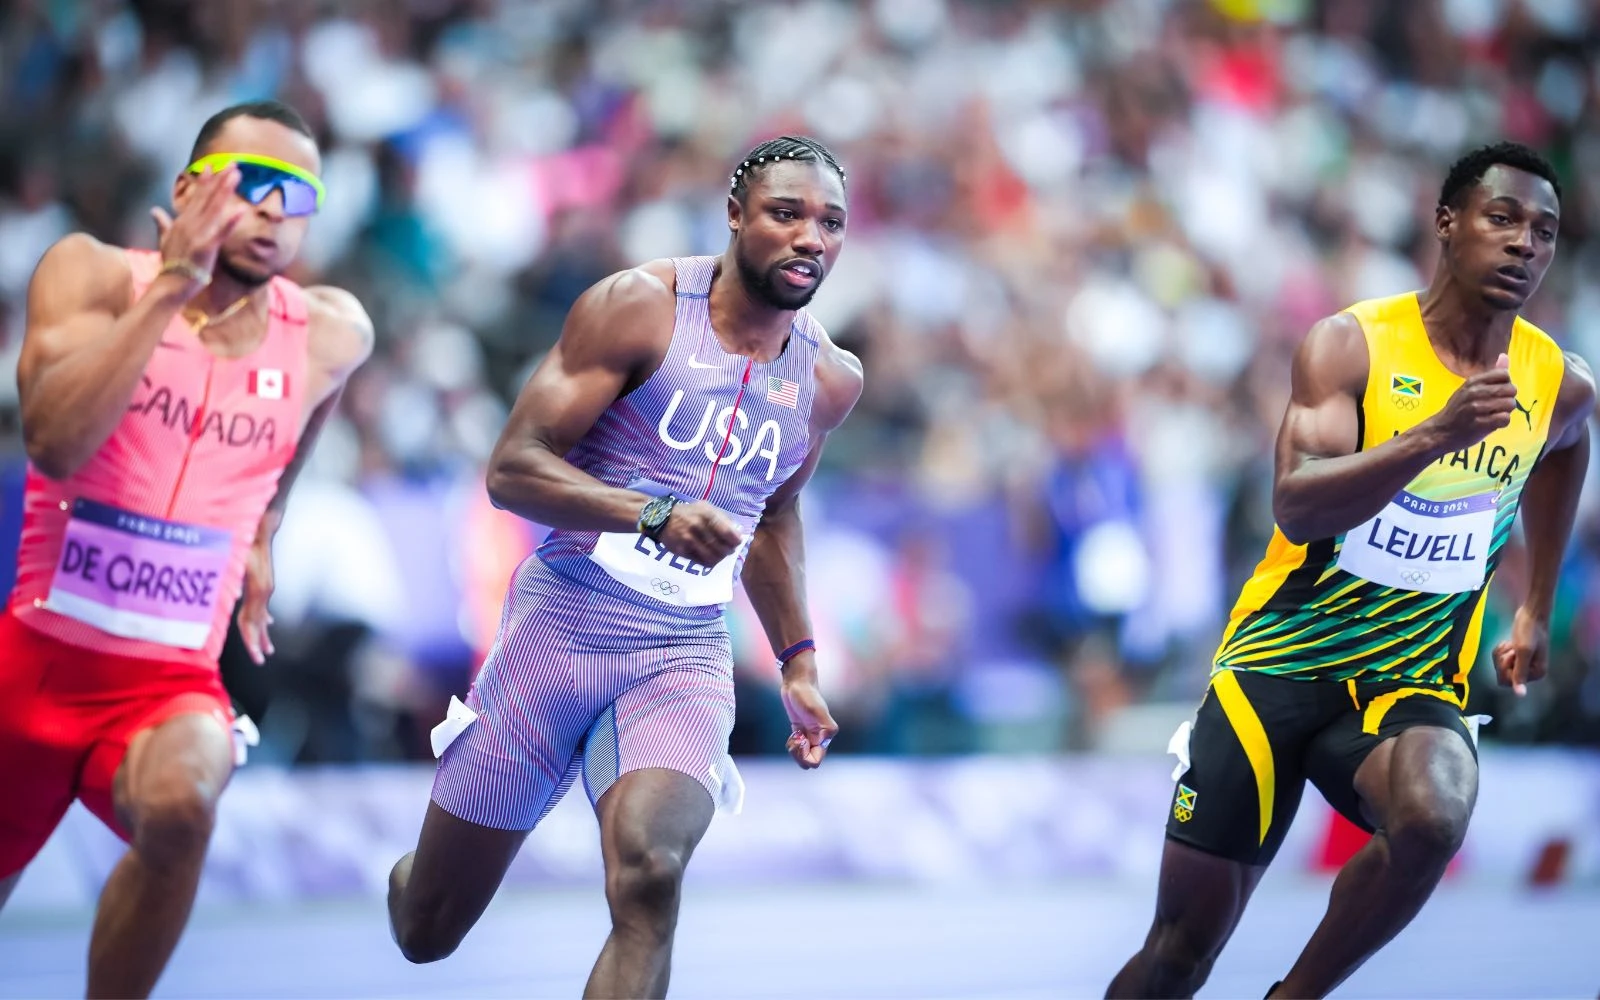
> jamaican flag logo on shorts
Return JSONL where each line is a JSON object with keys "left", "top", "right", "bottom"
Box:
{"left": 1173, "top": 784, "right": 1197, "bottom": 823}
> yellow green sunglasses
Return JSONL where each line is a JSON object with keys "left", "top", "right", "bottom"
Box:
{"left": 187, "top": 153, "right": 325, "bottom": 216}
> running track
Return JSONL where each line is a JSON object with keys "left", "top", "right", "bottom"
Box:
{"left": 2, "top": 874, "right": 1594, "bottom": 997}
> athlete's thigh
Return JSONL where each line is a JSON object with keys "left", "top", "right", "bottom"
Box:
{"left": 580, "top": 643, "right": 739, "bottom": 814}
{"left": 0, "top": 618, "right": 95, "bottom": 876}
{"left": 1306, "top": 688, "right": 1478, "bottom": 831}
{"left": 1166, "top": 669, "right": 1327, "bottom": 867}
{"left": 408, "top": 615, "right": 593, "bottom": 941}
{"left": 430, "top": 610, "right": 596, "bottom": 831}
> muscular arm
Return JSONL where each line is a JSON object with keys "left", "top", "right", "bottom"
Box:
{"left": 254, "top": 286, "right": 375, "bottom": 539}
{"left": 740, "top": 342, "right": 864, "bottom": 678}
{"left": 1518, "top": 353, "right": 1596, "bottom": 619}
{"left": 484, "top": 267, "right": 672, "bottom": 531}
{"left": 235, "top": 287, "right": 375, "bottom": 663}
{"left": 18, "top": 235, "right": 198, "bottom": 479}
{"left": 1272, "top": 314, "right": 1452, "bottom": 543}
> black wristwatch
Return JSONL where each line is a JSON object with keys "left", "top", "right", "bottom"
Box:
{"left": 637, "top": 494, "right": 679, "bottom": 541}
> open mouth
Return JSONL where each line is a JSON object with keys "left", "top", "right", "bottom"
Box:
{"left": 778, "top": 258, "right": 821, "bottom": 289}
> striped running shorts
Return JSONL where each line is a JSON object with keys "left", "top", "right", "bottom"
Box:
{"left": 431, "top": 555, "right": 743, "bottom": 830}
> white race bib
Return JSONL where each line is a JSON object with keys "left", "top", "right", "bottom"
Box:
{"left": 45, "top": 498, "right": 232, "bottom": 649}
{"left": 590, "top": 525, "right": 749, "bottom": 608}
{"left": 1335, "top": 489, "right": 1497, "bottom": 594}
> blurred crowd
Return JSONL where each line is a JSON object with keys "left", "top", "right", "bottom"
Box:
{"left": 4, "top": 0, "right": 1600, "bottom": 763}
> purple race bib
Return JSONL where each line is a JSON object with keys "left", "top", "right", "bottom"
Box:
{"left": 45, "top": 498, "right": 233, "bottom": 649}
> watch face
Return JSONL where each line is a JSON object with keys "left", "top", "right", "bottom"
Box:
{"left": 642, "top": 496, "right": 673, "bottom": 532}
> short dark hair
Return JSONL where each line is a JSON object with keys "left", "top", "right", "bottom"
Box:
{"left": 729, "top": 135, "right": 846, "bottom": 203}
{"left": 1438, "top": 141, "right": 1561, "bottom": 210}
{"left": 189, "top": 100, "right": 315, "bottom": 162}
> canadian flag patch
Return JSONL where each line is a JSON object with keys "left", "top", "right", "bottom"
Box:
{"left": 248, "top": 369, "right": 287, "bottom": 400}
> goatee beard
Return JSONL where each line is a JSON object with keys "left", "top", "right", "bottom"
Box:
{"left": 216, "top": 254, "right": 274, "bottom": 289}
{"left": 735, "top": 246, "right": 817, "bottom": 310}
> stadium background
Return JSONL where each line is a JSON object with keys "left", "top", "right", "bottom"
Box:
{"left": 1, "top": 1, "right": 1598, "bottom": 996}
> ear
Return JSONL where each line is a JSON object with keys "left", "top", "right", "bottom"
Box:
{"left": 173, "top": 171, "right": 197, "bottom": 214}
{"left": 727, "top": 192, "right": 742, "bottom": 234}
{"left": 1435, "top": 203, "right": 1454, "bottom": 243}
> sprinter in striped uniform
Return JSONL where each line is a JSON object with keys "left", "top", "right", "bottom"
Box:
{"left": 388, "top": 136, "right": 863, "bottom": 997}
{"left": 1109, "top": 143, "right": 1595, "bottom": 998}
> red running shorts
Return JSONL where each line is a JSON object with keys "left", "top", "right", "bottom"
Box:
{"left": 0, "top": 608, "right": 232, "bottom": 877}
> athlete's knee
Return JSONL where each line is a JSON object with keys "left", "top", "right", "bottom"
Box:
{"left": 129, "top": 779, "right": 218, "bottom": 871}
{"left": 119, "top": 714, "right": 232, "bottom": 870}
{"left": 1386, "top": 795, "right": 1470, "bottom": 869}
{"left": 1137, "top": 917, "right": 1223, "bottom": 993}
{"left": 393, "top": 919, "right": 457, "bottom": 965}
{"left": 389, "top": 853, "right": 461, "bottom": 964}
{"left": 606, "top": 843, "right": 687, "bottom": 930}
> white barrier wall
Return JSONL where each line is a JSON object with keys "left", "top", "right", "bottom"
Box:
{"left": 10, "top": 749, "right": 1599, "bottom": 914}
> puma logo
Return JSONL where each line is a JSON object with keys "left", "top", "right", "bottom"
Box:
{"left": 1513, "top": 397, "right": 1537, "bottom": 430}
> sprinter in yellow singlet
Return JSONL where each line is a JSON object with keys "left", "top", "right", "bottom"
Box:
{"left": 1109, "top": 142, "right": 1595, "bottom": 999}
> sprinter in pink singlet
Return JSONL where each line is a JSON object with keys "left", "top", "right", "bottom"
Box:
{"left": 388, "top": 136, "right": 864, "bottom": 997}
{"left": 0, "top": 101, "right": 372, "bottom": 998}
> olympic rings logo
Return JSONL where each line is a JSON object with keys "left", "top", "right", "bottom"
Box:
{"left": 650, "top": 578, "right": 682, "bottom": 596}
{"left": 1392, "top": 394, "right": 1421, "bottom": 411}
{"left": 1400, "top": 569, "right": 1431, "bottom": 585}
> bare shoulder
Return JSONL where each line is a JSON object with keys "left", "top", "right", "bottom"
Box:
{"left": 579, "top": 260, "right": 676, "bottom": 321}
{"left": 811, "top": 327, "right": 864, "bottom": 432}
{"left": 559, "top": 261, "right": 677, "bottom": 364}
{"left": 1292, "top": 311, "right": 1369, "bottom": 398}
{"left": 27, "top": 233, "right": 133, "bottom": 319}
{"left": 1298, "top": 311, "right": 1367, "bottom": 365}
{"left": 39, "top": 232, "right": 129, "bottom": 279}
{"left": 303, "top": 285, "right": 375, "bottom": 375}
{"left": 633, "top": 257, "right": 678, "bottom": 292}
{"left": 1558, "top": 349, "right": 1596, "bottom": 420}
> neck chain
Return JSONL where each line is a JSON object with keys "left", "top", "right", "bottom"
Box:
{"left": 185, "top": 294, "right": 253, "bottom": 333}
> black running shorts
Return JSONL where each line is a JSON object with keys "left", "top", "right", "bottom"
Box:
{"left": 1164, "top": 669, "right": 1477, "bottom": 866}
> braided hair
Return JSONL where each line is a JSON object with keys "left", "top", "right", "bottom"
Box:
{"left": 729, "top": 135, "right": 846, "bottom": 203}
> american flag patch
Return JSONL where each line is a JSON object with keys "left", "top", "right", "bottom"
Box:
{"left": 766, "top": 376, "right": 799, "bottom": 408}
{"left": 248, "top": 368, "right": 288, "bottom": 399}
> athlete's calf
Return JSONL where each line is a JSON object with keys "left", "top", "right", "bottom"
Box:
{"left": 89, "top": 712, "right": 233, "bottom": 999}
{"left": 585, "top": 769, "right": 715, "bottom": 1000}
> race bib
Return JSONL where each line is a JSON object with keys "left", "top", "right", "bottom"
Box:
{"left": 588, "top": 479, "right": 748, "bottom": 608}
{"left": 590, "top": 528, "right": 749, "bottom": 608}
{"left": 1334, "top": 489, "right": 1497, "bottom": 595}
{"left": 45, "top": 498, "right": 232, "bottom": 649}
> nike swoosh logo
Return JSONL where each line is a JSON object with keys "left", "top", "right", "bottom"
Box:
{"left": 686, "top": 355, "right": 720, "bottom": 369}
